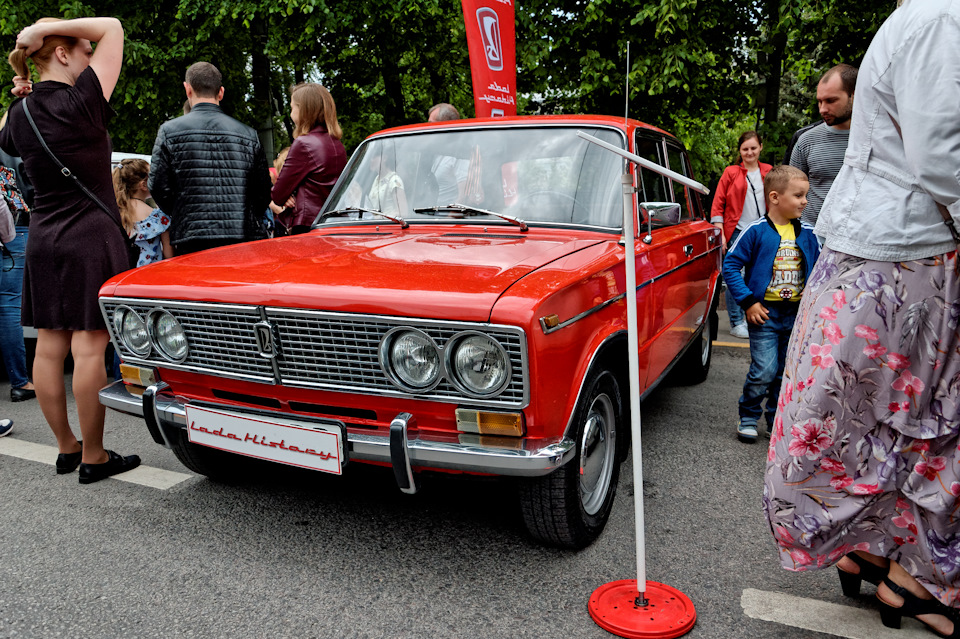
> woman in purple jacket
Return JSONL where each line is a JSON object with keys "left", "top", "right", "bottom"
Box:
{"left": 271, "top": 83, "right": 347, "bottom": 235}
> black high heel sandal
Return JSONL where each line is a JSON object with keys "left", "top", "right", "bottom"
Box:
{"left": 877, "top": 576, "right": 960, "bottom": 637}
{"left": 837, "top": 553, "right": 887, "bottom": 597}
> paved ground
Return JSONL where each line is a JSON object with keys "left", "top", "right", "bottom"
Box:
{"left": 0, "top": 332, "right": 935, "bottom": 639}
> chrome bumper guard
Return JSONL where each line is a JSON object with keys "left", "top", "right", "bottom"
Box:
{"left": 99, "top": 380, "right": 574, "bottom": 478}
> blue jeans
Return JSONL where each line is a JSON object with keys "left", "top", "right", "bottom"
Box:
{"left": 738, "top": 303, "right": 797, "bottom": 426}
{"left": 0, "top": 226, "right": 29, "bottom": 389}
{"left": 725, "top": 228, "right": 744, "bottom": 327}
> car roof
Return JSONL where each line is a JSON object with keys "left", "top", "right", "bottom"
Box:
{"left": 110, "top": 152, "right": 152, "bottom": 169}
{"left": 366, "top": 114, "right": 673, "bottom": 141}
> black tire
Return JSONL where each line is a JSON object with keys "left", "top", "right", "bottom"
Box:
{"left": 170, "top": 428, "right": 264, "bottom": 482}
{"left": 519, "top": 369, "right": 622, "bottom": 549}
{"left": 671, "top": 312, "right": 713, "bottom": 385}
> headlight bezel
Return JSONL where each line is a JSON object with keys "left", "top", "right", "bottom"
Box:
{"left": 146, "top": 308, "right": 189, "bottom": 363}
{"left": 445, "top": 331, "right": 512, "bottom": 398}
{"left": 379, "top": 327, "right": 443, "bottom": 392}
{"left": 113, "top": 305, "right": 152, "bottom": 357}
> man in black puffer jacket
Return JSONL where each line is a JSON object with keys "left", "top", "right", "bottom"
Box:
{"left": 149, "top": 62, "right": 272, "bottom": 255}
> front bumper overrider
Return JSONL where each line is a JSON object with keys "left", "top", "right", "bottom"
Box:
{"left": 99, "top": 381, "right": 575, "bottom": 482}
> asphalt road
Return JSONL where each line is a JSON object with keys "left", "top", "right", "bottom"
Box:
{"left": 0, "top": 346, "right": 923, "bottom": 639}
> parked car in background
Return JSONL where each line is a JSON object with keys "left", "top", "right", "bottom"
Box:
{"left": 98, "top": 115, "right": 720, "bottom": 549}
{"left": 110, "top": 151, "right": 152, "bottom": 171}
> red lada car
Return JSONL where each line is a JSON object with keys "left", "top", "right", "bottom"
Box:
{"left": 99, "top": 115, "right": 721, "bottom": 549}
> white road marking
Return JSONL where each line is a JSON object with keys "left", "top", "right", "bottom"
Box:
{"left": 742, "top": 588, "right": 932, "bottom": 638}
{"left": 0, "top": 437, "right": 193, "bottom": 489}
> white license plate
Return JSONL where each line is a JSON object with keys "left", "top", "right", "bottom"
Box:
{"left": 185, "top": 405, "right": 344, "bottom": 475}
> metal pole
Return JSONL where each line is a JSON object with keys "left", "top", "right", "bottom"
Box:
{"left": 619, "top": 172, "right": 647, "bottom": 604}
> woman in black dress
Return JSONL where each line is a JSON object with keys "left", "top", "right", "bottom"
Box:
{"left": 0, "top": 17, "right": 139, "bottom": 483}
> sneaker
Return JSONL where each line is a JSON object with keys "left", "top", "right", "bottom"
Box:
{"left": 737, "top": 420, "right": 758, "bottom": 443}
{"left": 0, "top": 418, "right": 13, "bottom": 437}
{"left": 730, "top": 322, "right": 749, "bottom": 339}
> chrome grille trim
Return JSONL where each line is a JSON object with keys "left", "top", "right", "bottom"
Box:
{"left": 100, "top": 297, "right": 529, "bottom": 408}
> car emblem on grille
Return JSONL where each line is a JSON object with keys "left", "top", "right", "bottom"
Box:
{"left": 254, "top": 321, "right": 280, "bottom": 359}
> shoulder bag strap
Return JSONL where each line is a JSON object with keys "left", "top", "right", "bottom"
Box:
{"left": 888, "top": 114, "right": 960, "bottom": 248}
{"left": 20, "top": 99, "right": 124, "bottom": 234}
{"left": 745, "top": 171, "right": 762, "bottom": 217}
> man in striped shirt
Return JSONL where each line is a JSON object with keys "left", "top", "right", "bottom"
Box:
{"left": 789, "top": 64, "right": 858, "bottom": 226}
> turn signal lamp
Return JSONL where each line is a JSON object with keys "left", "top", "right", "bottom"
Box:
{"left": 120, "top": 363, "right": 157, "bottom": 388}
{"left": 455, "top": 409, "right": 524, "bottom": 436}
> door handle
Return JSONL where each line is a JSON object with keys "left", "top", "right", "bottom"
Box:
{"left": 684, "top": 244, "right": 693, "bottom": 257}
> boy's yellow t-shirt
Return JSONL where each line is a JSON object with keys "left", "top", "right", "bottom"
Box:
{"left": 764, "top": 222, "right": 804, "bottom": 302}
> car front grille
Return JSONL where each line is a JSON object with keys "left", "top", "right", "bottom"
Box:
{"left": 101, "top": 298, "right": 528, "bottom": 408}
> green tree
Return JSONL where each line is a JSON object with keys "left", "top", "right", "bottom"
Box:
{"left": 0, "top": 0, "right": 898, "bottom": 186}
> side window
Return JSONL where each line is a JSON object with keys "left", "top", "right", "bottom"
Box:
{"left": 634, "top": 136, "right": 668, "bottom": 204}
{"left": 666, "top": 143, "right": 695, "bottom": 221}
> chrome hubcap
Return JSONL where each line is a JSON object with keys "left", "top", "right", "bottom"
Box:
{"left": 579, "top": 391, "right": 615, "bottom": 515}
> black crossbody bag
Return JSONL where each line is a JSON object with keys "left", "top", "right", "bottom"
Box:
{"left": 20, "top": 99, "right": 138, "bottom": 268}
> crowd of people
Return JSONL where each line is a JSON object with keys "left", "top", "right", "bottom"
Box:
{"left": 716, "top": 1, "right": 960, "bottom": 635}
{"left": 0, "top": 18, "right": 357, "bottom": 483}
{"left": 0, "top": 0, "right": 959, "bottom": 634}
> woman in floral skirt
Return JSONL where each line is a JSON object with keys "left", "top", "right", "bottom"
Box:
{"left": 764, "top": 1, "right": 960, "bottom": 636}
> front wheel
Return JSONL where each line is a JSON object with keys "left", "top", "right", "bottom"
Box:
{"left": 170, "top": 428, "right": 265, "bottom": 482}
{"left": 518, "top": 369, "right": 622, "bottom": 549}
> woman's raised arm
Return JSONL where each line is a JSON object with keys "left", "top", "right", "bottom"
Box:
{"left": 16, "top": 17, "right": 123, "bottom": 100}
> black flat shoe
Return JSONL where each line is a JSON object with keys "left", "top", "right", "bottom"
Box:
{"left": 78, "top": 450, "right": 141, "bottom": 484}
{"left": 877, "top": 576, "right": 960, "bottom": 637}
{"left": 837, "top": 552, "right": 888, "bottom": 596}
{"left": 10, "top": 387, "right": 36, "bottom": 402}
{"left": 56, "top": 441, "right": 83, "bottom": 474}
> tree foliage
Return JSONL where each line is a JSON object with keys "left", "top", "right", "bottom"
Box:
{"left": 0, "top": 0, "right": 898, "bottom": 187}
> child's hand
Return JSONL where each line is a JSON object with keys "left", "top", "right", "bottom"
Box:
{"left": 746, "top": 303, "right": 769, "bottom": 325}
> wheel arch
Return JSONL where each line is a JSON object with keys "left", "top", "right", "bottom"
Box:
{"left": 562, "top": 330, "right": 631, "bottom": 461}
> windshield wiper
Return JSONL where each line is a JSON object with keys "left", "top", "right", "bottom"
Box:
{"left": 318, "top": 206, "right": 408, "bottom": 229}
{"left": 413, "top": 203, "right": 527, "bottom": 232}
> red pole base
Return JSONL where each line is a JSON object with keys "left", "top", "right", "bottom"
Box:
{"left": 588, "top": 579, "right": 696, "bottom": 639}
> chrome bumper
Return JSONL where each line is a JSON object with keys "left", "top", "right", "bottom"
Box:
{"left": 99, "top": 380, "right": 574, "bottom": 478}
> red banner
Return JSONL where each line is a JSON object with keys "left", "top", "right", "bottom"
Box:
{"left": 461, "top": 0, "right": 517, "bottom": 117}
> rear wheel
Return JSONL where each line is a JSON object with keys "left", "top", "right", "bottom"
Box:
{"left": 519, "top": 369, "right": 622, "bottom": 549}
{"left": 672, "top": 312, "right": 713, "bottom": 385}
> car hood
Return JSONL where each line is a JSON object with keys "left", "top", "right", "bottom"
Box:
{"left": 102, "top": 229, "right": 607, "bottom": 322}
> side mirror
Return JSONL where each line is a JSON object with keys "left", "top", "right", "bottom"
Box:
{"left": 640, "top": 202, "right": 681, "bottom": 244}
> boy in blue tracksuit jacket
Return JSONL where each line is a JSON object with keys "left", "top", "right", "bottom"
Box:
{"left": 722, "top": 165, "right": 821, "bottom": 443}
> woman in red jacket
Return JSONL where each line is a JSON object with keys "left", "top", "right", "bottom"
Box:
{"left": 271, "top": 83, "right": 347, "bottom": 235}
{"left": 710, "top": 131, "right": 772, "bottom": 338}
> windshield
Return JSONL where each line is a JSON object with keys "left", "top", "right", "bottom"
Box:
{"left": 322, "top": 126, "right": 625, "bottom": 230}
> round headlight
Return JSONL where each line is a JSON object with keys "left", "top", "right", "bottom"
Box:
{"left": 449, "top": 333, "right": 510, "bottom": 396}
{"left": 148, "top": 309, "right": 188, "bottom": 362}
{"left": 116, "top": 306, "right": 150, "bottom": 357}
{"left": 381, "top": 329, "right": 441, "bottom": 390}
